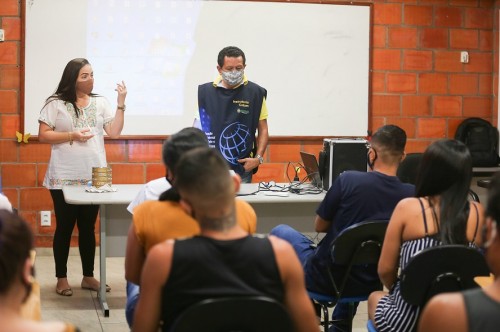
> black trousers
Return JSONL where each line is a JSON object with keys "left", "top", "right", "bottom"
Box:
{"left": 50, "top": 189, "right": 99, "bottom": 278}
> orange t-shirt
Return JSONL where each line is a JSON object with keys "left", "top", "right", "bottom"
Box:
{"left": 133, "top": 198, "right": 257, "bottom": 253}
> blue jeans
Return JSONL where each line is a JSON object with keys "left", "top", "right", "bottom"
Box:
{"left": 126, "top": 281, "right": 140, "bottom": 327}
{"left": 270, "top": 224, "right": 358, "bottom": 331}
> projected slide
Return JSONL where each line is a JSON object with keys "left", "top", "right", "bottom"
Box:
{"left": 24, "top": 0, "right": 370, "bottom": 137}
{"left": 87, "top": 0, "right": 201, "bottom": 117}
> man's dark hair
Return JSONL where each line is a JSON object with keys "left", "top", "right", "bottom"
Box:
{"left": 162, "top": 127, "right": 208, "bottom": 173}
{"left": 159, "top": 128, "right": 208, "bottom": 202}
{"left": 175, "top": 147, "right": 235, "bottom": 231}
{"left": 370, "top": 124, "right": 407, "bottom": 164}
{"left": 217, "top": 46, "right": 246, "bottom": 67}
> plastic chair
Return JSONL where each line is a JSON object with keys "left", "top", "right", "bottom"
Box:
{"left": 400, "top": 245, "right": 490, "bottom": 331}
{"left": 169, "top": 296, "right": 293, "bottom": 332}
{"left": 308, "top": 220, "right": 388, "bottom": 332}
{"left": 366, "top": 319, "right": 378, "bottom": 332}
{"left": 397, "top": 152, "right": 423, "bottom": 185}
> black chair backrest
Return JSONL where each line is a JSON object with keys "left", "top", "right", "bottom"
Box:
{"left": 331, "top": 220, "right": 388, "bottom": 265}
{"left": 170, "top": 296, "right": 293, "bottom": 332}
{"left": 397, "top": 153, "right": 423, "bottom": 185}
{"left": 328, "top": 220, "right": 388, "bottom": 297}
{"left": 400, "top": 245, "right": 490, "bottom": 307}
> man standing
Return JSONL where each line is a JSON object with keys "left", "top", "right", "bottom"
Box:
{"left": 133, "top": 148, "right": 318, "bottom": 332}
{"left": 196, "top": 46, "right": 269, "bottom": 183}
{"left": 270, "top": 125, "right": 415, "bottom": 331}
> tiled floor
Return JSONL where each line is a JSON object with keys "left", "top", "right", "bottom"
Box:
{"left": 36, "top": 248, "right": 129, "bottom": 332}
{"left": 35, "top": 248, "right": 369, "bottom": 332}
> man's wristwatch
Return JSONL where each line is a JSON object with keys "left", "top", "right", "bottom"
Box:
{"left": 255, "top": 154, "right": 264, "bottom": 164}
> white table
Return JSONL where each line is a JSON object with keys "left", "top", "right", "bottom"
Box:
{"left": 63, "top": 184, "right": 141, "bottom": 317}
{"left": 62, "top": 183, "right": 325, "bottom": 316}
{"left": 237, "top": 183, "right": 325, "bottom": 233}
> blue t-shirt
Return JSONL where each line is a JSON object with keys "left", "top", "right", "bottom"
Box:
{"left": 304, "top": 170, "right": 415, "bottom": 294}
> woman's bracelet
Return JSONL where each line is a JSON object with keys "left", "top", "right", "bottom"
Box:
{"left": 117, "top": 104, "right": 126, "bottom": 111}
{"left": 68, "top": 131, "right": 73, "bottom": 145}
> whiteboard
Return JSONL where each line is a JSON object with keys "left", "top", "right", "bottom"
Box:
{"left": 24, "top": 0, "right": 370, "bottom": 137}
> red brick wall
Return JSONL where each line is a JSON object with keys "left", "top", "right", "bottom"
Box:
{"left": 1, "top": 0, "right": 499, "bottom": 246}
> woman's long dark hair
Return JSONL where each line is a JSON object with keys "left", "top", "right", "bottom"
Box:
{"left": 0, "top": 210, "right": 33, "bottom": 294}
{"left": 415, "top": 139, "right": 472, "bottom": 244}
{"left": 44, "top": 58, "right": 97, "bottom": 117}
{"left": 158, "top": 128, "right": 209, "bottom": 202}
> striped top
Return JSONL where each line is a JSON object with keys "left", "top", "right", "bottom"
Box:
{"left": 374, "top": 199, "right": 479, "bottom": 332}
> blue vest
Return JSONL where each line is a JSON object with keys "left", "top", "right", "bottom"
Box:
{"left": 198, "top": 82, "right": 266, "bottom": 175}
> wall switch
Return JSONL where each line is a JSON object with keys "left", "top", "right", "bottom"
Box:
{"left": 0, "top": 29, "right": 4, "bottom": 42}
{"left": 40, "top": 210, "right": 51, "bottom": 227}
{"left": 460, "top": 51, "right": 469, "bottom": 64}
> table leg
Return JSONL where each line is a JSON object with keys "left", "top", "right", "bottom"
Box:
{"left": 99, "top": 204, "right": 109, "bottom": 317}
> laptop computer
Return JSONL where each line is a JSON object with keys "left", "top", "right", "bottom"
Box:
{"left": 300, "top": 151, "right": 322, "bottom": 189}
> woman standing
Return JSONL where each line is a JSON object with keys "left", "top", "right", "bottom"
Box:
{"left": 38, "top": 58, "right": 127, "bottom": 296}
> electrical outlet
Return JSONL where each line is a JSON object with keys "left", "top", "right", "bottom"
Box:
{"left": 0, "top": 29, "right": 4, "bottom": 42}
{"left": 460, "top": 51, "right": 469, "bottom": 64}
{"left": 40, "top": 210, "right": 51, "bottom": 226}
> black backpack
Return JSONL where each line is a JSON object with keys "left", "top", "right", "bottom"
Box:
{"left": 454, "top": 118, "right": 500, "bottom": 167}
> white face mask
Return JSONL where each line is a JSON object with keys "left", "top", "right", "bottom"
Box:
{"left": 221, "top": 70, "right": 244, "bottom": 87}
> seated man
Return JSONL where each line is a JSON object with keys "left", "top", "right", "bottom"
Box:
{"left": 270, "top": 125, "right": 415, "bottom": 331}
{"left": 124, "top": 128, "right": 256, "bottom": 327}
{"left": 133, "top": 147, "right": 319, "bottom": 332}
{"left": 418, "top": 172, "right": 500, "bottom": 332}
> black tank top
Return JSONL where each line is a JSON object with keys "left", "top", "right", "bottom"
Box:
{"left": 463, "top": 288, "right": 500, "bottom": 332}
{"left": 161, "top": 235, "right": 285, "bottom": 331}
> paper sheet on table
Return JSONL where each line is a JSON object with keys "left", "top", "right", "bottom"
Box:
{"left": 85, "top": 184, "right": 117, "bottom": 193}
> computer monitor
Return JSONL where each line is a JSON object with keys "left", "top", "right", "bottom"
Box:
{"left": 300, "top": 151, "right": 322, "bottom": 188}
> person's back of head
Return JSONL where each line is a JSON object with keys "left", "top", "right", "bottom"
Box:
{"left": 159, "top": 127, "right": 208, "bottom": 201}
{"left": 0, "top": 210, "right": 33, "bottom": 298}
{"left": 162, "top": 127, "right": 209, "bottom": 174}
{"left": 486, "top": 172, "right": 500, "bottom": 227}
{"left": 416, "top": 139, "right": 472, "bottom": 244}
{"left": 0, "top": 211, "right": 79, "bottom": 331}
{"left": 370, "top": 124, "right": 407, "bottom": 166}
{"left": 485, "top": 172, "right": 500, "bottom": 271}
{"left": 175, "top": 147, "right": 236, "bottom": 231}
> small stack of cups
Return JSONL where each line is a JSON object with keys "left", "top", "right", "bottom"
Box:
{"left": 92, "top": 166, "right": 112, "bottom": 188}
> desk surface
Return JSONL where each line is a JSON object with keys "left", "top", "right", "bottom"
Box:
{"left": 472, "top": 167, "right": 500, "bottom": 175}
{"left": 63, "top": 184, "right": 142, "bottom": 205}
{"left": 63, "top": 184, "right": 325, "bottom": 205}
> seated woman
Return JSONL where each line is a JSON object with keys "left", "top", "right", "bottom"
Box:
{"left": 418, "top": 172, "right": 500, "bottom": 332}
{"left": 0, "top": 210, "right": 80, "bottom": 332}
{"left": 367, "top": 139, "right": 485, "bottom": 332}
